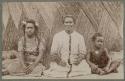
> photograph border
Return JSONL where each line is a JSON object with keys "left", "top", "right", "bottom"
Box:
{"left": 0, "top": 0, "right": 124, "bottom": 81}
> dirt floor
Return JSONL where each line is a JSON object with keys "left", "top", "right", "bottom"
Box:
{"left": 2, "top": 50, "right": 124, "bottom": 79}
{"left": 2, "top": 63, "right": 124, "bottom": 79}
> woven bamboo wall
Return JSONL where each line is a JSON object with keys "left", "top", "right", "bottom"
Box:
{"left": 2, "top": 1, "right": 123, "bottom": 52}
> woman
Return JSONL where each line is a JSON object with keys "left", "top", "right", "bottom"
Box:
{"left": 2, "top": 19, "right": 45, "bottom": 76}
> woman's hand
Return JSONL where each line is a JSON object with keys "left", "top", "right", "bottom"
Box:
{"left": 72, "top": 54, "right": 83, "bottom": 65}
{"left": 73, "top": 59, "right": 81, "bottom": 65}
{"left": 59, "top": 60, "right": 67, "bottom": 67}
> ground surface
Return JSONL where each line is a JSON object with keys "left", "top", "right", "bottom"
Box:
{"left": 2, "top": 63, "right": 124, "bottom": 79}
{"left": 2, "top": 51, "right": 124, "bottom": 79}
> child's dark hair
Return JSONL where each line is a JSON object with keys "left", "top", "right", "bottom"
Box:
{"left": 92, "top": 33, "right": 103, "bottom": 42}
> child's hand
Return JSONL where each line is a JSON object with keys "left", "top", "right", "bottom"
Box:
{"left": 97, "top": 68, "right": 105, "bottom": 75}
{"left": 99, "top": 70, "right": 105, "bottom": 75}
{"left": 103, "top": 67, "right": 110, "bottom": 72}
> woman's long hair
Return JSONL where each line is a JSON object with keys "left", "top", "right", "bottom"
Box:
{"left": 22, "top": 19, "right": 40, "bottom": 53}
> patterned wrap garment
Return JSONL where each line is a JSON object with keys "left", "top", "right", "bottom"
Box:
{"left": 89, "top": 48, "right": 109, "bottom": 68}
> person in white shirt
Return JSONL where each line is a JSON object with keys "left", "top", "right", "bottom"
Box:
{"left": 44, "top": 15, "right": 90, "bottom": 78}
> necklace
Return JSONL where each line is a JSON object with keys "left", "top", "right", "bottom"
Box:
{"left": 95, "top": 50, "right": 99, "bottom": 55}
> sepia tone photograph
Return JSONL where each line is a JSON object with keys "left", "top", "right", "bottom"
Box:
{"left": 2, "top": 1, "right": 124, "bottom": 79}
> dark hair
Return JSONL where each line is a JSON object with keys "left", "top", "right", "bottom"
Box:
{"left": 22, "top": 19, "right": 40, "bottom": 54}
{"left": 92, "top": 33, "right": 103, "bottom": 42}
{"left": 22, "top": 19, "right": 38, "bottom": 36}
{"left": 62, "top": 15, "right": 76, "bottom": 24}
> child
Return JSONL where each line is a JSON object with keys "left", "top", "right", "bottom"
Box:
{"left": 2, "top": 19, "right": 45, "bottom": 76}
{"left": 86, "top": 33, "right": 121, "bottom": 75}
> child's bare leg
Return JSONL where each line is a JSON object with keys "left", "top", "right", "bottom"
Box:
{"left": 108, "top": 60, "right": 121, "bottom": 73}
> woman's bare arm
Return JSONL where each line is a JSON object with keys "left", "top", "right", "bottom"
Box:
{"left": 18, "top": 52, "right": 26, "bottom": 67}
{"left": 34, "top": 51, "right": 43, "bottom": 67}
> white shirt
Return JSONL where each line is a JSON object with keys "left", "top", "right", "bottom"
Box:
{"left": 51, "top": 30, "right": 86, "bottom": 65}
